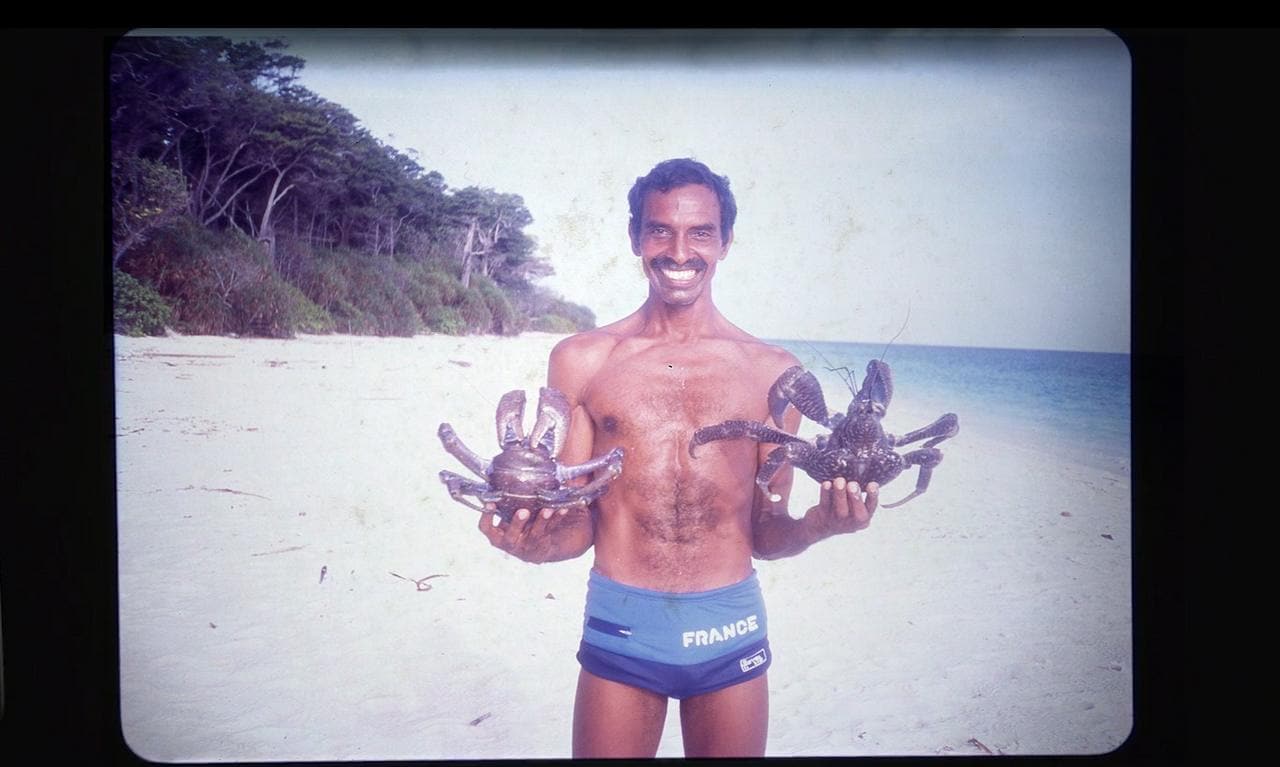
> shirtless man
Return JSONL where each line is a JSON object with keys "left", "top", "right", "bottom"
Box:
{"left": 477, "top": 158, "right": 879, "bottom": 758}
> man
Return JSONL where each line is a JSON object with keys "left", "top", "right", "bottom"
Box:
{"left": 477, "top": 158, "right": 879, "bottom": 758}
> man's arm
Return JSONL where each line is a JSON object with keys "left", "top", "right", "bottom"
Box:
{"left": 476, "top": 335, "right": 600, "bottom": 563}
{"left": 751, "top": 381, "right": 879, "bottom": 560}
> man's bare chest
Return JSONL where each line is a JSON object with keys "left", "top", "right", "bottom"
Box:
{"left": 585, "top": 350, "right": 767, "bottom": 441}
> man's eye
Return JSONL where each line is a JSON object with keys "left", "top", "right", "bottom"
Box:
{"left": 649, "top": 228, "right": 670, "bottom": 238}
{"left": 692, "top": 230, "right": 714, "bottom": 240}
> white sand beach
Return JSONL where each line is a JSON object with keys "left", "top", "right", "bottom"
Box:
{"left": 114, "top": 331, "right": 1132, "bottom": 761}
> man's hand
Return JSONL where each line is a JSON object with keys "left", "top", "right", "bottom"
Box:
{"left": 801, "top": 477, "right": 879, "bottom": 544}
{"left": 478, "top": 505, "right": 591, "bottom": 564}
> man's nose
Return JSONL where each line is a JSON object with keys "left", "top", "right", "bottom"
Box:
{"left": 670, "top": 234, "right": 693, "bottom": 263}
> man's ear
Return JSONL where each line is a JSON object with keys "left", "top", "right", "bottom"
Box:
{"left": 629, "top": 224, "right": 641, "bottom": 257}
{"left": 719, "top": 228, "right": 733, "bottom": 260}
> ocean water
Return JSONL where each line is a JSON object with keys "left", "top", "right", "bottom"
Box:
{"left": 769, "top": 339, "right": 1131, "bottom": 475}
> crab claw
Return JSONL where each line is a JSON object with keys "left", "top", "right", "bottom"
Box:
{"left": 495, "top": 390, "right": 527, "bottom": 447}
{"left": 854, "top": 360, "right": 893, "bottom": 413}
{"left": 529, "top": 386, "right": 572, "bottom": 457}
{"left": 769, "top": 366, "right": 832, "bottom": 428}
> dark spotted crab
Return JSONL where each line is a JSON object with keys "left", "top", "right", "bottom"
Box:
{"left": 689, "top": 361, "right": 958, "bottom": 508}
{"left": 438, "top": 387, "right": 624, "bottom": 521}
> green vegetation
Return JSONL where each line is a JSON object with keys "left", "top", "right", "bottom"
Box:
{"left": 113, "top": 269, "right": 173, "bottom": 336}
{"left": 110, "top": 36, "right": 594, "bottom": 339}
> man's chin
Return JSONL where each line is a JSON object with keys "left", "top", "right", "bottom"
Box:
{"left": 647, "top": 270, "right": 710, "bottom": 304}
{"left": 650, "top": 284, "right": 705, "bottom": 307}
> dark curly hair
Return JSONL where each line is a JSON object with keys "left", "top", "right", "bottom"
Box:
{"left": 627, "top": 158, "right": 737, "bottom": 240}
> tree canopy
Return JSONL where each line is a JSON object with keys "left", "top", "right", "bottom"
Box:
{"left": 110, "top": 36, "right": 591, "bottom": 338}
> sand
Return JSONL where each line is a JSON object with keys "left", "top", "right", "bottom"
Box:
{"left": 114, "top": 331, "right": 1132, "bottom": 761}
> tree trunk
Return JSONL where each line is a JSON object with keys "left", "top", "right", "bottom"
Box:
{"left": 257, "top": 168, "right": 296, "bottom": 266}
{"left": 459, "top": 218, "right": 478, "bottom": 289}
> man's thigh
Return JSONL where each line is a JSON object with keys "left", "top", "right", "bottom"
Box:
{"left": 678, "top": 672, "right": 769, "bottom": 758}
{"left": 572, "top": 668, "right": 669, "bottom": 758}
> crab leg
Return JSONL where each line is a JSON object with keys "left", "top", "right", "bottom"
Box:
{"left": 557, "top": 447, "right": 625, "bottom": 482}
{"left": 754, "top": 442, "right": 811, "bottom": 501}
{"left": 438, "top": 423, "right": 492, "bottom": 477}
{"left": 888, "top": 413, "right": 959, "bottom": 449}
{"left": 689, "top": 420, "right": 804, "bottom": 457}
{"left": 540, "top": 453, "right": 623, "bottom": 508}
{"left": 438, "top": 469, "right": 493, "bottom": 512}
{"left": 881, "top": 447, "right": 944, "bottom": 508}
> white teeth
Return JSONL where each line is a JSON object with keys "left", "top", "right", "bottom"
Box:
{"left": 662, "top": 268, "right": 697, "bottom": 281}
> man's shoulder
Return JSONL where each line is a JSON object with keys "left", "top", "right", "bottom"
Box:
{"left": 751, "top": 338, "right": 801, "bottom": 366}
{"left": 749, "top": 340, "right": 802, "bottom": 383}
{"left": 550, "top": 326, "right": 623, "bottom": 365}
{"left": 548, "top": 326, "right": 625, "bottom": 394}
{"left": 719, "top": 330, "right": 801, "bottom": 375}
{"left": 714, "top": 318, "right": 798, "bottom": 362}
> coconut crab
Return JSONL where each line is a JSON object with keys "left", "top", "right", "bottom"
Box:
{"left": 689, "top": 361, "right": 957, "bottom": 508}
{"left": 438, "top": 387, "right": 624, "bottom": 521}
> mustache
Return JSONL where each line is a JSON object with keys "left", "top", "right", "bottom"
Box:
{"left": 650, "top": 257, "right": 708, "bottom": 271}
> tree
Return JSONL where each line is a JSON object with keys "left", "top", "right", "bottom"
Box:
{"left": 245, "top": 93, "right": 348, "bottom": 263}
{"left": 446, "top": 187, "right": 546, "bottom": 289}
{"left": 111, "top": 155, "right": 189, "bottom": 266}
{"left": 108, "top": 34, "right": 592, "bottom": 338}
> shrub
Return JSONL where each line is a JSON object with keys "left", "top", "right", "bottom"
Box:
{"left": 530, "top": 313, "right": 579, "bottom": 334}
{"left": 113, "top": 269, "right": 173, "bottom": 336}
{"left": 470, "top": 274, "right": 519, "bottom": 335}
{"left": 229, "top": 276, "right": 294, "bottom": 338}
{"left": 117, "top": 218, "right": 220, "bottom": 294}
{"left": 272, "top": 235, "right": 315, "bottom": 284}
{"left": 547, "top": 297, "right": 596, "bottom": 331}
{"left": 287, "top": 285, "right": 336, "bottom": 334}
{"left": 403, "top": 268, "right": 446, "bottom": 319}
{"left": 116, "top": 220, "right": 269, "bottom": 335}
{"left": 115, "top": 218, "right": 596, "bottom": 339}
{"left": 327, "top": 252, "right": 423, "bottom": 337}
{"left": 293, "top": 250, "right": 350, "bottom": 313}
{"left": 456, "top": 287, "right": 493, "bottom": 334}
{"left": 416, "top": 267, "right": 463, "bottom": 306}
{"left": 330, "top": 298, "right": 378, "bottom": 335}
{"left": 424, "top": 305, "right": 465, "bottom": 335}
{"left": 504, "top": 282, "right": 596, "bottom": 332}
{"left": 228, "top": 275, "right": 336, "bottom": 338}
{"left": 486, "top": 290, "right": 520, "bottom": 335}
{"left": 380, "top": 290, "right": 423, "bottom": 337}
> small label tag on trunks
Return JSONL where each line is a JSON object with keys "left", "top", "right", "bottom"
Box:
{"left": 739, "top": 648, "right": 768, "bottom": 673}
{"left": 587, "top": 615, "right": 633, "bottom": 638}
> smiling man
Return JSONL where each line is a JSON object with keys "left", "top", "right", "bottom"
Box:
{"left": 477, "top": 158, "right": 880, "bottom": 758}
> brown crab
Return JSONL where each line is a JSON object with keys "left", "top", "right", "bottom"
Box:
{"left": 689, "top": 361, "right": 957, "bottom": 508}
{"left": 438, "top": 387, "right": 624, "bottom": 521}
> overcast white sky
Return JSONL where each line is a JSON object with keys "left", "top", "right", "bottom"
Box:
{"left": 151, "top": 29, "right": 1131, "bottom": 353}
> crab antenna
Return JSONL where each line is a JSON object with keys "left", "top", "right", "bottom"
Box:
{"left": 804, "top": 339, "right": 858, "bottom": 396}
{"left": 878, "top": 301, "right": 911, "bottom": 364}
{"left": 830, "top": 365, "right": 857, "bottom": 397}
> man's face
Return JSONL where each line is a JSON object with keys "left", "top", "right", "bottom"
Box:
{"left": 631, "top": 183, "right": 733, "bottom": 307}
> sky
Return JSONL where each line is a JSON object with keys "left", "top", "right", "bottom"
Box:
{"left": 147, "top": 30, "right": 1131, "bottom": 353}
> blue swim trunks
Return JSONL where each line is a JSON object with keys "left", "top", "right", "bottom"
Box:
{"left": 576, "top": 569, "right": 771, "bottom": 700}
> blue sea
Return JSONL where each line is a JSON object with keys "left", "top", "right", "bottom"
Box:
{"left": 769, "top": 339, "right": 1131, "bottom": 474}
